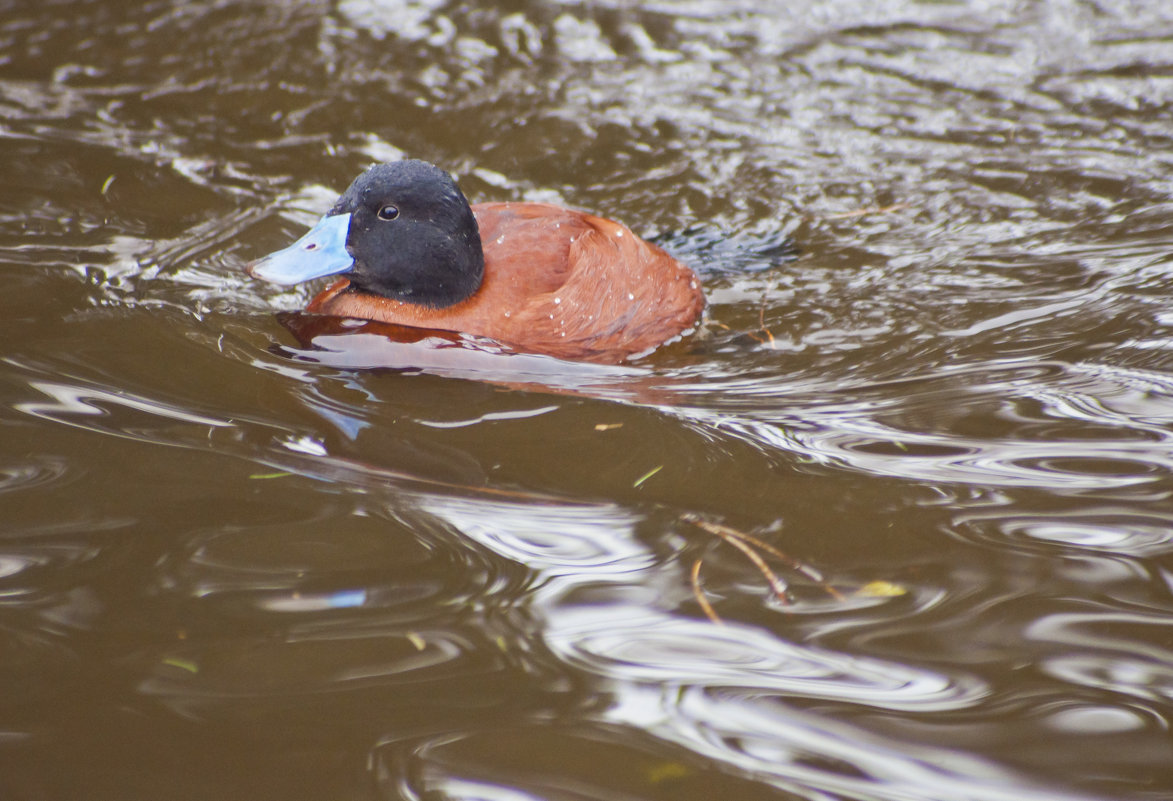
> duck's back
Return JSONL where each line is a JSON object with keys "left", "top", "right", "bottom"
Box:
{"left": 308, "top": 202, "right": 705, "bottom": 362}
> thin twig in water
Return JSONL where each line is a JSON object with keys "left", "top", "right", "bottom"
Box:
{"left": 686, "top": 517, "right": 791, "bottom": 604}
{"left": 682, "top": 514, "right": 845, "bottom": 605}
{"left": 690, "top": 559, "right": 723, "bottom": 625}
{"left": 711, "top": 525, "right": 846, "bottom": 601}
{"left": 746, "top": 302, "right": 777, "bottom": 349}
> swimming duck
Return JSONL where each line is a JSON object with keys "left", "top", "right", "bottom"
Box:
{"left": 248, "top": 160, "right": 705, "bottom": 363}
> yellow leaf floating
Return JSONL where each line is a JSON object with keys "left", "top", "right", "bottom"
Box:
{"left": 646, "top": 761, "right": 691, "bottom": 784}
{"left": 857, "top": 580, "right": 908, "bottom": 598}
{"left": 162, "top": 656, "right": 199, "bottom": 674}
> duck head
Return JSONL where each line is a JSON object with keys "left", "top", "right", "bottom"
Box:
{"left": 248, "top": 160, "right": 484, "bottom": 308}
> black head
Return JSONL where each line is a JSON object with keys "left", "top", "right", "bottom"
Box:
{"left": 331, "top": 160, "right": 484, "bottom": 308}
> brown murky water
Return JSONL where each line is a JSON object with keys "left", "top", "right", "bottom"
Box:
{"left": 4, "top": 1, "right": 1173, "bottom": 799}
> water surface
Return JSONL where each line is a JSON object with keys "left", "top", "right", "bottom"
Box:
{"left": 3, "top": 1, "right": 1173, "bottom": 799}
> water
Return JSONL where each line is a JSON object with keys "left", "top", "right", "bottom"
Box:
{"left": 3, "top": 1, "right": 1173, "bottom": 799}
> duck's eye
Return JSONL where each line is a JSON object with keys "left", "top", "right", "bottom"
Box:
{"left": 377, "top": 204, "right": 400, "bottom": 221}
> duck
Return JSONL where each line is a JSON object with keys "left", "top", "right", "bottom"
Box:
{"left": 247, "top": 160, "right": 705, "bottom": 363}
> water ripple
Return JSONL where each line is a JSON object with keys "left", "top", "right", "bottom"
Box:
{"left": 667, "top": 359, "right": 1173, "bottom": 491}
{"left": 1032, "top": 609, "right": 1173, "bottom": 706}
{"left": 0, "top": 456, "right": 71, "bottom": 495}
{"left": 958, "top": 507, "right": 1173, "bottom": 557}
{"left": 546, "top": 605, "right": 984, "bottom": 712}
{"left": 649, "top": 682, "right": 1099, "bottom": 801}
{"left": 418, "top": 496, "right": 651, "bottom": 577}
{"left": 12, "top": 371, "right": 233, "bottom": 439}
{"left": 542, "top": 608, "right": 1088, "bottom": 801}
{"left": 150, "top": 501, "right": 527, "bottom": 629}
{"left": 136, "top": 626, "right": 506, "bottom": 722}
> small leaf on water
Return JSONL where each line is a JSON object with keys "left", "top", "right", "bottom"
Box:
{"left": 406, "top": 632, "right": 426, "bottom": 651}
{"left": 162, "top": 657, "right": 199, "bottom": 674}
{"left": 857, "top": 580, "right": 907, "bottom": 597}
{"left": 249, "top": 471, "right": 293, "bottom": 480}
{"left": 646, "top": 761, "right": 691, "bottom": 783}
{"left": 594, "top": 423, "right": 623, "bottom": 431}
{"left": 632, "top": 465, "right": 663, "bottom": 488}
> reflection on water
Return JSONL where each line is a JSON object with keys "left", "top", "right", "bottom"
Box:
{"left": 3, "top": 0, "right": 1173, "bottom": 799}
